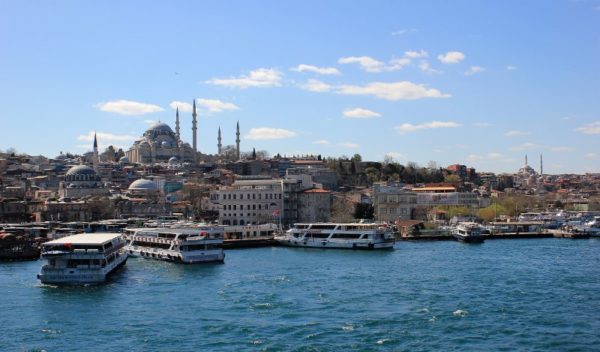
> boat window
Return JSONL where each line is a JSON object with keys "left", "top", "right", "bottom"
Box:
{"left": 310, "top": 225, "right": 336, "bottom": 230}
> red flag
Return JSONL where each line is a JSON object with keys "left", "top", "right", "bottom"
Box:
{"left": 273, "top": 210, "right": 280, "bottom": 216}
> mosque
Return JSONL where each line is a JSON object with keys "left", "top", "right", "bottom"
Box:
{"left": 124, "top": 100, "right": 241, "bottom": 164}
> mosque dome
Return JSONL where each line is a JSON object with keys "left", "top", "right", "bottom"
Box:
{"left": 146, "top": 122, "right": 173, "bottom": 134}
{"left": 65, "top": 165, "right": 96, "bottom": 177}
{"left": 128, "top": 179, "right": 158, "bottom": 190}
{"left": 119, "top": 156, "right": 130, "bottom": 164}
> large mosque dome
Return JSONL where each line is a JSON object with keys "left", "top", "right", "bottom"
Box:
{"left": 128, "top": 179, "right": 158, "bottom": 191}
{"left": 146, "top": 122, "right": 174, "bottom": 134}
{"left": 65, "top": 165, "right": 97, "bottom": 177}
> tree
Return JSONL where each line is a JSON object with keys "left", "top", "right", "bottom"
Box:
{"left": 330, "top": 196, "right": 355, "bottom": 223}
{"left": 353, "top": 203, "right": 374, "bottom": 220}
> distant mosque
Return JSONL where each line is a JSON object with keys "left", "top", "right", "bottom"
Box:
{"left": 123, "top": 100, "right": 241, "bottom": 164}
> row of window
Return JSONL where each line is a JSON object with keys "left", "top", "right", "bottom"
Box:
{"left": 219, "top": 193, "right": 282, "bottom": 200}
{"left": 223, "top": 204, "right": 270, "bottom": 211}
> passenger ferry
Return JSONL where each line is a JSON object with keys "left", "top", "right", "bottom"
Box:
{"left": 124, "top": 227, "right": 225, "bottom": 264}
{"left": 275, "top": 223, "right": 395, "bottom": 250}
{"left": 37, "top": 233, "right": 128, "bottom": 285}
{"left": 452, "top": 222, "right": 486, "bottom": 243}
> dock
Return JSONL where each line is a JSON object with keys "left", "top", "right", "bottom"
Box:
{"left": 549, "top": 230, "right": 590, "bottom": 239}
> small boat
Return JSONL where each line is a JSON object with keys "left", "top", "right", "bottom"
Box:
{"left": 123, "top": 227, "right": 225, "bottom": 264}
{"left": 452, "top": 222, "right": 486, "bottom": 243}
{"left": 275, "top": 223, "right": 395, "bottom": 250}
{"left": 38, "top": 233, "right": 128, "bottom": 285}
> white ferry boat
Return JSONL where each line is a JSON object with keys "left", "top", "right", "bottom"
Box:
{"left": 37, "top": 233, "right": 128, "bottom": 285}
{"left": 452, "top": 222, "right": 486, "bottom": 243}
{"left": 275, "top": 223, "right": 395, "bottom": 250}
{"left": 124, "top": 227, "right": 225, "bottom": 264}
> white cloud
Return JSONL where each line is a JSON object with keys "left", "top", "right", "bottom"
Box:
{"left": 338, "top": 55, "right": 415, "bottom": 72}
{"left": 387, "top": 57, "right": 412, "bottom": 71}
{"left": 338, "top": 56, "right": 387, "bottom": 72}
{"left": 550, "top": 146, "right": 576, "bottom": 152}
{"left": 504, "top": 130, "right": 530, "bottom": 137}
{"left": 96, "top": 100, "right": 164, "bottom": 116}
{"left": 300, "top": 79, "right": 332, "bottom": 92}
{"left": 585, "top": 152, "right": 597, "bottom": 158}
{"left": 392, "top": 28, "right": 417, "bottom": 36}
{"left": 418, "top": 60, "right": 441, "bottom": 74}
{"left": 395, "top": 121, "right": 462, "bottom": 133}
{"left": 506, "top": 65, "right": 517, "bottom": 71}
{"left": 437, "top": 51, "right": 466, "bottom": 64}
{"left": 169, "top": 101, "right": 193, "bottom": 112}
{"left": 291, "top": 64, "right": 340, "bottom": 75}
{"left": 196, "top": 98, "right": 239, "bottom": 113}
{"left": 206, "top": 68, "right": 283, "bottom": 88}
{"left": 474, "top": 122, "right": 491, "bottom": 127}
{"left": 385, "top": 152, "right": 406, "bottom": 159}
{"left": 575, "top": 121, "right": 600, "bottom": 135}
{"left": 337, "top": 81, "right": 450, "bottom": 101}
{"left": 343, "top": 108, "right": 381, "bottom": 119}
{"left": 404, "top": 50, "right": 428, "bottom": 59}
{"left": 510, "top": 142, "right": 538, "bottom": 151}
{"left": 465, "top": 66, "right": 485, "bottom": 76}
{"left": 467, "top": 152, "right": 508, "bottom": 162}
{"left": 312, "top": 140, "right": 330, "bottom": 145}
{"left": 246, "top": 128, "right": 297, "bottom": 140}
{"left": 338, "top": 142, "right": 359, "bottom": 148}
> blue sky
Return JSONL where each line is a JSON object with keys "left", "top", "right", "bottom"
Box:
{"left": 1, "top": 0, "right": 599, "bottom": 173}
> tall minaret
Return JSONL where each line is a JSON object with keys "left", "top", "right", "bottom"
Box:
{"left": 92, "top": 132, "right": 99, "bottom": 172}
{"left": 192, "top": 99, "right": 198, "bottom": 154}
{"left": 217, "top": 126, "right": 222, "bottom": 155}
{"left": 235, "top": 121, "right": 240, "bottom": 160}
{"left": 525, "top": 154, "right": 528, "bottom": 166}
{"left": 175, "top": 107, "right": 180, "bottom": 141}
{"left": 540, "top": 154, "right": 543, "bottom": 176}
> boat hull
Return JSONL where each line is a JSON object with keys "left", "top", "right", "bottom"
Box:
{"left": 453, "top": 235, "right": 485, "bottom": 243}
{"left": 276, "top": 238, "right": 394, "bottom": 250}
{"left": 127, "top": 247, "right": 225, "bottom": 264}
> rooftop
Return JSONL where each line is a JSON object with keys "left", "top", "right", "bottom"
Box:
{"left": 44, "top": 233, "right": 122, "bottom": 245}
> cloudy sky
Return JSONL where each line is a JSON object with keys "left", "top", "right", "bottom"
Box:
{"left": 1, "top": 1, "right": 599, "bottom": 173}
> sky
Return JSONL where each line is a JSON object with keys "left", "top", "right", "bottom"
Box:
{"left": 0, "top": 0, "right": 599, "bottom": 174}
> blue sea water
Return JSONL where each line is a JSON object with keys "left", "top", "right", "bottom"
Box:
{"left": 1, "top": 238, "right": 600, "bottom": 351}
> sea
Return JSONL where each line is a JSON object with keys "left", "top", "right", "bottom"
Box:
{"left": 1, "top": 238, "right": 599, "bottom": 351}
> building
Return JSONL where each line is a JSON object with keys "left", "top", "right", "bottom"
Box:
{"left": 372, "top": 182, "right": 488, "bottom": 222}
{"left": 58, "top": 165, "right": 109, "bottom": 199}
{"left": 125, "top": 121, "right": 196, "bottom": 164}
{"left": 211, "top": 176, "right": 330, "bottom": 227}
{"left": 286, "top": 167, "right": 338, "bottom": 190}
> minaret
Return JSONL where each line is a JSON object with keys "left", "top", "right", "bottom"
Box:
{"left": 92, "top": 132, "right": 99, "bottom": 172}
{"left": 192, "top": 99, "right": 198, "bottom": 154}
{"left": 217, "top": 126, "right": 222, "bottom": 155}
{"left": 175, "top": 107, "right": 180, "bottom": 141}
{"left": 235, "top": 121, "right": 240, "bottom": 160}
{"left": 540, "top": 154, "right": 543, "bottom": 176}
{"left": 525, "top": 154, "right": 528, "bottom": 166}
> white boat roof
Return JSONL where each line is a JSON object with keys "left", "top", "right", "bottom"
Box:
{"left": 45, "top": 233, "right": 122, "bottom": 245}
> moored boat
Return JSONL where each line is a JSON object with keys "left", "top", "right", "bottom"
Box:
{"left": 37, "top": 233, "right": 128, "bottom": 285}
{"left": 275, "top": 223, "right": 395, "bottom": 250}
{"left": 452, "top": 222, "right": 486, "bottom": 243}
{"left": 124, "top": 227, "right": 225, "bottom": 264}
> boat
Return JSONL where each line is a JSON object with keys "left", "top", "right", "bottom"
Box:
{"left": 275, "top": 223, "right": 395, "bottom": 250}
{"left": 37, "top": 233, "right": 128, "bottom": 285}
{"left": 452, "top": 222, "right": 486, "bottom": 243}
{"left": 578, "top": 216, "right": 600, "bottom": 237}
{"left": 123, "top": 227, "right": 225, "bottom": 264}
